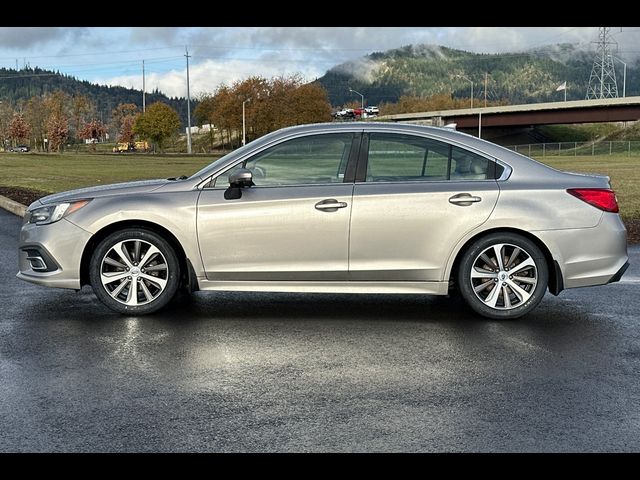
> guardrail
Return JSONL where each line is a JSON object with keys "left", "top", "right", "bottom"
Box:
{"left": 507, "top": 141, "right": 640, "bottom": 157}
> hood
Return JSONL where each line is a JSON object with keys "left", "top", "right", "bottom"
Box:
{"left": 36, "top": 179, "right": 170, "bottom": 206}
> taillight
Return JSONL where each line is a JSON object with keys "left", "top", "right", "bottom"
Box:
{"left": 567, "top": 188, "right": 619, "bottom": 213}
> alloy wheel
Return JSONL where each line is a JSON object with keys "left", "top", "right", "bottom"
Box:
{"left": 470, "top": 243, "right": 538, "bottom": 310}
{"left": 100, "top": 239, "right": 169, "bottom": 306}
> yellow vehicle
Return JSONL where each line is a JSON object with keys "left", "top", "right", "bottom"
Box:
{"left": 134, "top": 141, "right": 149, "bottom": 152}
{"left": 112, "top": 142, "right": 133, "bottom": 153}
{"left": 112, "top": 141, "right": 149, "bottom": 153}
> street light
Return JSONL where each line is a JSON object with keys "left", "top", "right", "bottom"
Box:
{"left": 242, "top": 98, "right": 251, "bottom": 146}
{"left": 348, "top": 88, "right": 364, "bottom": 110}
{"left": 455, "top": 74, "right": 474, "bottom": 109}
{"left": 610, "top": 55, "right": 627, "bottom": 98}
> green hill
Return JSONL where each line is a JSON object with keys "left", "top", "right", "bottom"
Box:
{"left": 316, "top": 44, "right": 639, "bottom": 107}
{"left": 0, "top": 67, "right": 191, "bottom": 126}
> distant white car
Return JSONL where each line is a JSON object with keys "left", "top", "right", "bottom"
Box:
{"left": 365, "top": 106, "right": 379, "bottom": 115}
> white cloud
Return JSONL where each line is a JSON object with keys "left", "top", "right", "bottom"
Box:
{"left": 95, "top": 58, "right": 326, "bottom": 98}
{"left": 8, "top": 27, "right": 640, "bottom": 97}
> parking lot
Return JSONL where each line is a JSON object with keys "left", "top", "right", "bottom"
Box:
{"left": 1, "top": 207, "right": 639, "bottom": 452}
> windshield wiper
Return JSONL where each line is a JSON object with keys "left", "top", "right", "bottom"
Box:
{"left": 167, "top": 175, "right": 189, "bottom": 181}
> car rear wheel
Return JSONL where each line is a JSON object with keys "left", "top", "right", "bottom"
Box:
{"left": 457, "top": 233, "right": 548, "bottom": 320}
{"left": 89, "top": 228, "right": 180, "bottom": 315}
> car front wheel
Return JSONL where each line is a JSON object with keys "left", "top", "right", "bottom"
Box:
{"left": 457, "top": 233, "right": 548, "bottom": 320}
{"left": 89, "top": 228, "right": 180, "bottom": 315}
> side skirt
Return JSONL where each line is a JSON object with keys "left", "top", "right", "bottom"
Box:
{"left": 196, "top": 280, "right": 450, "bottom": 295}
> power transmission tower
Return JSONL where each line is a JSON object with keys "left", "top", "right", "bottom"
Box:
{"left": 586, "top": 27, "right": 619, "bottom": 99}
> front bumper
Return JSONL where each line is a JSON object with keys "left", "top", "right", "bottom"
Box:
{"left": 17, "top": 217, "right": 92, "bottom": 290}
{"left": 534, "top": 212, "right": 629, "bottom": 290}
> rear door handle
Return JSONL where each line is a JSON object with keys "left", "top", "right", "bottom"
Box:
{"left": 315, "top": 199, "right": 348, "bottom": 212}
{"left": 449, "top": 193, "right": 482, "bottom": 206}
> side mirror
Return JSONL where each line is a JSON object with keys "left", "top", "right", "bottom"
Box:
{"left": 224, "top": 168, "right": 254, "bottom": 200}
{"left": 229, "top": 168, "right": 254, "bottom": 187}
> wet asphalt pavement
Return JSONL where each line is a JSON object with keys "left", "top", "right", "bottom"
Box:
{"left": 1, "top": 208, "right": 639, "bottom": 452}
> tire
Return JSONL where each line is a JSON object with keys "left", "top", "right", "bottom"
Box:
{"left": 457, "top": 232, "right": 548, "bottom": 320}
{"left": 89, "top": 228, "right": 181, "bottom": 315}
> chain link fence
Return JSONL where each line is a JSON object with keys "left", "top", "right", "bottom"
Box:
{"left": 507, "top": 141, "right": 640, "bottom": 157}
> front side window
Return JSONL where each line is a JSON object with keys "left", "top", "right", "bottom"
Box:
{"left": 366, "top": 133, "right": 493, "bottom": 182}
{"left": 213, "top": 133, "right": 353, "bottom": 187}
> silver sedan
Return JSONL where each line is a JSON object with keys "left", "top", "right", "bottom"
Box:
{"left": 17, "top": 123, "right": 629, "bottom": 319}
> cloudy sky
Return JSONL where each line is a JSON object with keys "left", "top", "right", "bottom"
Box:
{"left": 0, "top": 27, "right": 637, "bottom": 98}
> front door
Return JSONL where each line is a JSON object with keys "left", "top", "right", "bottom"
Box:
{"left": 197, "top": 133, "right": 358, "bottom": 281}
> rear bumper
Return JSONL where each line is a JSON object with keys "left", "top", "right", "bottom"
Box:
{"left": 608, "top": 261, "right": 629, "bottom": 284}
{"left": 533, "top": 212, "right": 628, "bottom": 290}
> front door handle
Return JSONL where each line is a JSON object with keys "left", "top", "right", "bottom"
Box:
{"left": 315, "top": 199, "right": 348, "bottom": 212}
{"left": 449, "top": 193, "right": 482, "bottom": 206}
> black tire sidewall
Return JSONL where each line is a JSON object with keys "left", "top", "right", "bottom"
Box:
{"left": 458, "top": 233, "right": 549, "bottom": 320}
{"left": 89, "top": 228, "right": 180, "bottom": 315}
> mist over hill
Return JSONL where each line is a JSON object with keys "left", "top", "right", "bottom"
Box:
{"left": 315, "top": 44, "right": 639, "bottom": 107}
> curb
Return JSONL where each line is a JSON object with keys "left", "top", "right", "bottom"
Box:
{"left": 0, "top": 194, "right": 27, "bottom": 218}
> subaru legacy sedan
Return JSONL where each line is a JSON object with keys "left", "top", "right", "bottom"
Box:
{"left": 17, "top": 123, "right": 628, "bottom": 319}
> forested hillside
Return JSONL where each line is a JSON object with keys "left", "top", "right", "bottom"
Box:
{"left": 316, "top": 44, "right": 639, "bottom": 107}
{"left": 0, "top": 67, "right": 190, "bottom": 125}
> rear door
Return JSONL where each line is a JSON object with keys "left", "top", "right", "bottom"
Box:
{"left": 349, "top": 132, "right": 500, "bottom": 282}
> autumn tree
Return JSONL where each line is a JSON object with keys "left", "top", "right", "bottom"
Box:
{"left": 119, "top": 115, "right": 136, "bottom": 143}
{"left": 0, "top": 102, "right": 13, "bottom": 151}
{"left": 78, "top": 119, "right": 107, "bottom": 151}
{"left": 25, "top": 96, "right": 48, "bottom": 151}
{"left": 199, "top": 75, "right": 331, "bottom": 149}
{"left": 111, "top": 103, "right": 139, "bottom": 141}
{"left": 208, "top": 85, "right": 235, "bottom": 150}
{"left": 194, "top": 95, "right": 217, "bottom": 151}
{"left": 43, "top": 91, "right": 70, "bottom": 151}
{"left": 9, "top": 113, "right": 31, "bottom": 146}
{"left": 133, "top": 102, "right": 180, "bottom": 152}
{"left": 71, "top": 95, "right": 94, "bottom": 141}
{"left": 378, "top": 94, "right": 508, "bottom": 116}
{"left": 47, "top": 113, "right": 69, "bottom": 152}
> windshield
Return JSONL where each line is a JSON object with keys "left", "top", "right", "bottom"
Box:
{"left": 188, "top": 129, "right": 291, "bottom": 180}
{"left": 188, "top": 150, "right": 237, "bottom": 180}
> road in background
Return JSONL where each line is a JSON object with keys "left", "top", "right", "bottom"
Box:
{"left": 1, "top": 208, "right": 639, "bottom": 452}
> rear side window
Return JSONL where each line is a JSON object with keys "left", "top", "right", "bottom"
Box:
{"left": 366, "top": 133, "right": 497, "bottom": 182}
{"left": 450, "top": 146, "right": 489, "bottom": 180}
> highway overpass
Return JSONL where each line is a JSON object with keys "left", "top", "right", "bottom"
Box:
{"left": 377, "top": 96, "right": 640, "bottom": 129}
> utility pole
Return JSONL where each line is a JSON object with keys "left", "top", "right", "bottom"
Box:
{"left": 242, "top": 98, "right": 251, "bottom": 146}
{"left": 586, "top": 27, "right": 618, "bottom": 99}
{"left": 349, "top": 88, "right": 365, "bottom": 110}
{"left": 484, "top": 73, "right": 488, "bottom": 108}
{"left": 142, "top": 60, "right": 146, "bottom": 113}
{"left": 185, "top": 46, "right": 192, "bottom": 154}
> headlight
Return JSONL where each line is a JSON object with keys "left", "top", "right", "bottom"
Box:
{"left": 28, "top": 200, "right": 91, "bottom": 225}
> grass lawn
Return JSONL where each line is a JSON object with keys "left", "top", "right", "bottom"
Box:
{"left": 0, "top": 151, "right": 639, "bottom": 221}
{"left": 0, "top": 153, "right": 218, "bottom": 194}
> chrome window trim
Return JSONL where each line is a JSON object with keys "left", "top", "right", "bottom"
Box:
{"left": 196, "top": 125, "right": 514, "bottom": 189}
